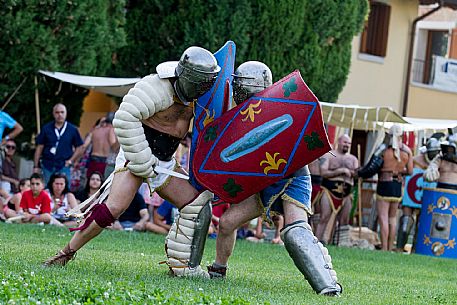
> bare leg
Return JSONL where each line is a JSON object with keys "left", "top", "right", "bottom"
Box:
{"left": 157, "top": 168, "right": 199, "bottom": 209}
{"left": 4, "top": 208, "right": 18, "bottom": 218}
{"left": 108, "top": 220, "right": 124, "bottom": 230}
{"left": 68, "top": 171, "right": 142, "bottom": 251}
{"left": 402, "top": 206, "right": 413, "bottom": 217}
{"left": 49, "top": 216, "right": 65, "bottom": 227}
{"left": 283, "top": 200, "right": 308, "bottom": 225}
{"left": 271, "top": 215, "right": 284, "bottom": 244}
{"left": 338, "top": 196, "right": 352, "bottom": 226}
{"left": 387, "top": 202, "right": 399, "bottom": 251}
{"left": 376, "top": 199, "right": 389, "bottom": 251}
{"left": 29, "top": 213, "right": 52, "bottom": 224}
{"left": 315, "top": 194, "right": 332, "bottom": 242}
{"left": 144, "top": 221, "right": 169, "bottom": 235}
{"left": 215, "top": 195, "right": 263, "bottom": 265}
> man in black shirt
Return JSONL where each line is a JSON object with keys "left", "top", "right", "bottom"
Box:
{"left": 110, "top": 192, "right": 149, "bottom": 231}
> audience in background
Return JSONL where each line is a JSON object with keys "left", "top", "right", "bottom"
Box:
{"left": 110, "top": 192, "right": 149, "bottom": 231}
{"left": 153, "top": 200, "right": 177, "bottom": 232}
{"left": 33, "top": 104, "right": 84, "bottom": 185}
{"left": 0, "top": 110, "right": 23, "bottom": 144}
{"left": 83, "top": 114, "right": 118, "bottom": 179}
{"left": 46, "top": 172, "right": 78, "bottom": 227}
{"left": 0, "top": 139, "right": 20, "bottom": 195}
{"left": 3, "top": 178, "right": 30, "bottom": 219}
{"left": 18, "top": 173, "right": 52, "bottom": 224}
{"left": 75, "top": 171, "right": 104, "bottom": 204}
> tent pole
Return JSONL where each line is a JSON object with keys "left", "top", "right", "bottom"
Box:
{"left": 357, "top": 144, "right": 362, "bottom": 238}
{"left": 34, "top": 76, "right": 41, "bottom": 134}
{"left": 1, "top": 77, "right": 27, "bottom": 111}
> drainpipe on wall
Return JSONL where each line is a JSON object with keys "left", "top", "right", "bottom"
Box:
{"left": 402, "top": 1, "right": 443, "bottom": 116}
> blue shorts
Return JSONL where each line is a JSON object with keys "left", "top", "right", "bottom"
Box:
{"left": 119, "top": 220, "right": 136, "bottom": 229}
{"left": 259, "top": 175, "right": 312, "bottom": 221}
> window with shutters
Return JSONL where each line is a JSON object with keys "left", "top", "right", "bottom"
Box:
{"left": 359, "top": 1, "right": 391, "bottom": 58}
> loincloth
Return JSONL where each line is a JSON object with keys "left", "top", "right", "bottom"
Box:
{"left": 376, "top": 180, "right": 403, "bottom": 203}
{"left": 321, "top": 179, "right": 352, "bottom": 212}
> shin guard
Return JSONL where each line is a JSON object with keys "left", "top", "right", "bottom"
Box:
{"left": 165, "top": 190, "right": 213, "bottom": 277}
{"left": 69, "top": 203, "right": 115, "bottom": 232}
{"left": 396, "top": 215, "right": 414, "bottom": 250}
{"left": 281, "top": 220, "right": 342, "bottom": 296}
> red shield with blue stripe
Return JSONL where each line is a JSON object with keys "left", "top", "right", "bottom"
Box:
{"left": 192, "top": 70, "right": 331, "bottom": 203}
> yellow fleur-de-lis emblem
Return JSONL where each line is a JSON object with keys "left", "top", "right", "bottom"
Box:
{"left": 427, "top": 204, "right": 434, "bottom": 214}
{"left": 240, "top": 100, "right": 262, "bottom": 122}
{"left": 203, "top": 109, "right": 215, "bottom": 127}
{"left": 260, "top": 152, "right": 287, "bottom": 175}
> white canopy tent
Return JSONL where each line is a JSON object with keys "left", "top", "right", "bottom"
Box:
{"left": 320, "top": 102, "right": 409, "bottom": 131}
{"left": 387, "top": 117, "right": 457, "bottom": 132}
{"left": 320, "top": 101, "right": 457, "bottom": 132}
{"left": 320, "top": 102, "right": 457, "bottom": 160}
{"left": 38, "top": 70, "right": 141, "bottom": 97}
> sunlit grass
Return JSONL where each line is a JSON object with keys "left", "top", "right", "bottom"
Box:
{"left": 1, "top": 223, "right": 456, "bottom": 304}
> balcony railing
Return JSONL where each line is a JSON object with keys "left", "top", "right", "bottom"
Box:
{"left": 412, "top": 58, "right": 431, "bottom": 84}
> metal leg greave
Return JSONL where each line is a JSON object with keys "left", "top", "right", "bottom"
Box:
{"left": 396, "top": 215, "right": 414, "bottom": 250}
{"left": 165, "top": 190, "right": 213, "bottom": 277}
{"left": 280, "top": 220, "right": 342, "bottom": 296}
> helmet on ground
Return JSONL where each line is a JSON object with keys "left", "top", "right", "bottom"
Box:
{"left": 232, "top": 61, "right": 272, "bottom": 105}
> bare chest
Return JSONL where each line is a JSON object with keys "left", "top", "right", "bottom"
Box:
{"left": 328, "top": 155, "right": 354, "bottom": 170}
{"left": 441, "top": 160, "right": 457, "bottom": 173}
{"left": 142, "top": 103, "right": 193, "bottom": 138}
{"left": 155, "top": 104, "right": 193, "bottom": 122}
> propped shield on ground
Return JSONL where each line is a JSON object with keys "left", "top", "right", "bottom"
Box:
{"left": 192, "top": 70, "right": 331, "bottom": 203}
{"left": 189, "top": 41, "right": 236, "bottom": 190}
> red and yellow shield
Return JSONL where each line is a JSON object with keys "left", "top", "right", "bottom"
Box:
{"left": 192, "top": 70, "right": 331, "bottom": 203}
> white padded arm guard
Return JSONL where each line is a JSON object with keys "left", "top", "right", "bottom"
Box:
{"left": 165, "top": 190, "right": 213, "bottom": 278}
{"left": 424, "top": 155, "right": 441, "bottom": 182}
{"left": 113, "top": 75, "right": 174, "bottom": 177}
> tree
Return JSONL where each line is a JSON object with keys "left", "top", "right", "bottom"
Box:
{"left": 0, "top": 0, "right": 126, "bottom": 151}
{"left": 115, "top": 0, "right": 368, "bottom": 103}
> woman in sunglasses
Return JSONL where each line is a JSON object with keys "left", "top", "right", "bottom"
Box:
{"left": 0, "top": 139, "right": 20, "bottom": 196}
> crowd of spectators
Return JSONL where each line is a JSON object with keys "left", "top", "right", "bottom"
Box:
{"left": 0, "top": 106, "right": 264, "bottom": 240}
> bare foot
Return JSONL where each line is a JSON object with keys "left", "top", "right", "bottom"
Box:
{"left": 271, "top": 237, "right": 284, "bottom": 245}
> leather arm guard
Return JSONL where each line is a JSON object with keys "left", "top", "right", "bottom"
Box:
{"left": 281, "top": 221, "right": 341, "bottom": 295}
{"left": 113, "top": 74, "right": 174, "bottom": 177}
{"left": 165, "top": 190, "right": 213, "bottom": 277}
{"left": 357, "top": 144, "right": 386, "bottom": 179}
{"left": 424, "top": 154, "right": 441, "bottom": 182}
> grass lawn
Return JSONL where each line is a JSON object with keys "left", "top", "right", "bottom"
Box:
{"left": 1, "top": 223, "right": 456, "bottom": 304}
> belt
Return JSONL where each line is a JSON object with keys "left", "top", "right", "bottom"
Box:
{"left": 90, "top": 155, "right": 107, "bottom": 163}
{"left": 379, "top": 172, "right": 403, "bottom": 182}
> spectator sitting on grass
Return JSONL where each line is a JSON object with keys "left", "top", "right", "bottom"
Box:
{"left": 3, "top": 178, "right": 30, "bottom": 219}
{"left": 109, "top": 192, "right": 149, "bottom": 231}
{"left": 75, "top": 171, "right": 104, "bottom": 204}
{"left": 18, "top": 173, "right": 52, "bottom": 224}
{"left": 152, "top": 200, "right": 177, "bottom": 233}
{"left": 0, "top": 139, "right": 20, "bottom": 195}
{"left": 46, "top": 172, "right": 78, "bottom": 227}
{"left": 246, "top": 215, "right": 284, "bottom": 245}
{"left": 0, "top": 187, "right": 10, "bottom": 221}
{"left": 151, "top": 199, "right": 216, "bottom": 237}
